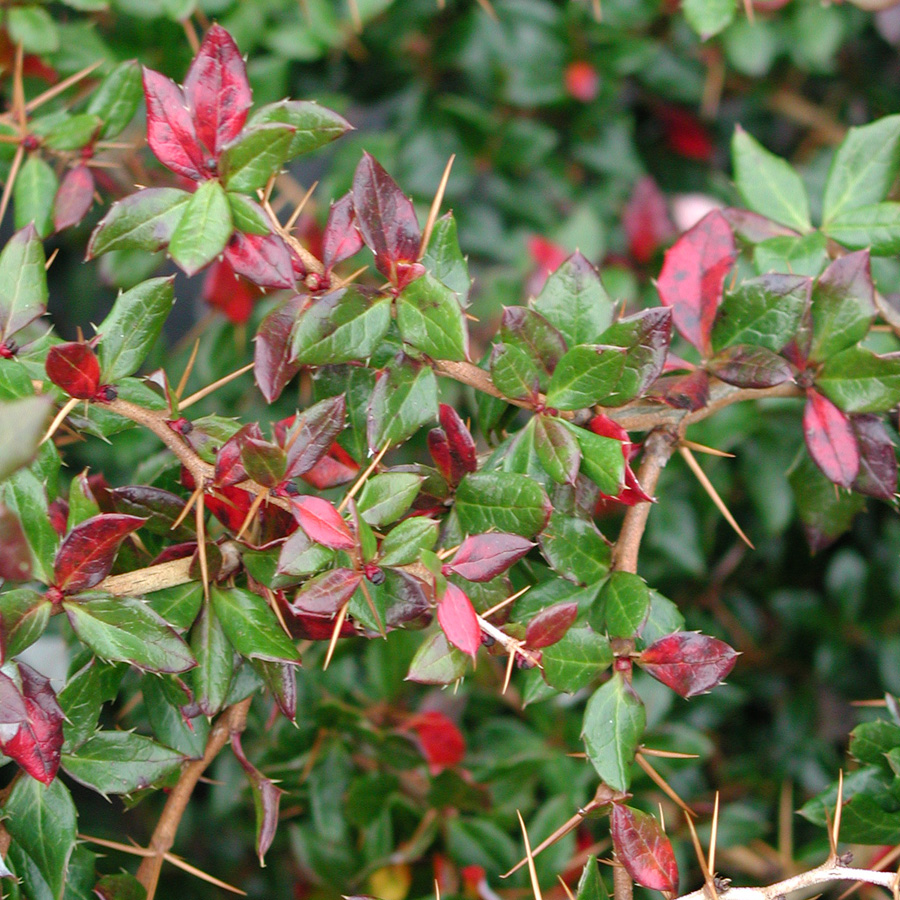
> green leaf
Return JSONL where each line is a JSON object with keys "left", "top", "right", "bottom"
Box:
{"left": 538, "top": 512, "right": 611, "bottom": 585}
{"left": 534, "top": 415, "right": 580, "bottom": 484}
{"left": 87, "top": 188, "right": 191, "bottom": 258}
{"left": 455, "top": 472, "right": 551, "bottom": 538}
{"left": 790, "top": 457, "right": 866, "bottom": 552}
{"left": 533, "top": 251, "right": 613, "bottom": 346}
{"left": 424, "top": 213, "right": 470, "bottom": 304}
{"left": 0, "top": 588, "right": 50, "bottom": 664}
{"left": 823, "top": 203, "right": 900, "bottom": 256}
{"left": 732, "top": 127, "right": 811, "bottom": 232}
{"left": 545, "top": 345, "right": 627, "bottom": 410}
{"left": 753, "top": 232, "right": 828, "bottom": 278}
{"left": 168, "top": 179, "right": 233, "bottom": 277}
{"left": 816, "top": 347, "right": 900, "bottom": 413}
{"left": 823, "top": 116, "right": 900, "bottom": 223}
{"left": 577, "top": 857, "right": 610, "bottom": 900}
{"left": 14, "top": 155, "right": 58, "bottom": 238}
{"left": 542, "top": 625, "right": 612, "bottom": 693}
{"left": 809, "top": 252, "right": 875, "bottom": 363}
{"left": 490, "top": 343, "right": 541, "bottom": 401}
{"left": 357, "top": 472, "right": 423, "bottom": 526}
{"left": 2, "top": 464, "right": 57, "bottom": 583}
{"left": 378, "top": 517, "right": 438, "bottom": 567}
{"left": 42, "top": 114, "right": 102, "bottom": 152}
{"left": 851, "top": 721, "right": 900, "bottom": 768}
{"left": 563, "top": 422, "right": 625, "bottom": 496}
{"left": 97, "top": 277, "right": 175, "bottom": 382}
{"left": 7, "top": 6, "right": 59, "bottom": 54}
{"left": 87, "top": 60, "right": 142, "bottom": 139}
{"left": 406, "top": 629, "right": 469, "bottom": 684}
{"left": 248, "top": 100, "right": 351, "bottom": 159}
{"left": 594, "top": 571, "right": 651, "bottom": 638}
{"left": 220, "top": 124, "right": 295, "bottom": 194}
{"left": 396, "top": 273, "right": 468, "bottom": 361}
{"left": 639, "top": 590, "right": 686, "bottom": 647}
{"left": 3, "top": 776, "right": 76, "bottom": 900}
{"left": 142, "top": 675, "right": 208, "bottom": 759}
{"left": 191, "top": 599, "right": 234, "bottom": 716}
{"left": 93, "top": 875, "right": 147, "bottom": 900}
{"left": 227, "top": 193, "right": 271, "bottom": 236}
{"left": 209, "top": 585, "right": 301, "bottom": 665}
{"left": 144, "top": 582, "right": 203, "bottom": 630}
{"left": 62, "top": 731, "right": 185, "bottom": 797}
{"left": 291, "top": 288, "right": 391, "bottom": 365}
{"left": 0, "top": 396, "right": 52, "bottom": 486}
{"left": 63, "top": 593, "right": 196, "bottom": 673}
{"left": 682, "top": 0, "right": 735, "bottom": 39}
{"left": 58, "top": 659, "right": 124, "bottom": 753}
{"left": 582, "top": 671, "right": 646, "bottom": 791}
{"left": 0, "top": 224, "right": 47, "bottom": 342}
{"left": 367, "top": 358, "right": 439, "bottom": 450}
{"left": 712, "top": 273, "right": 811, "bottom": 353}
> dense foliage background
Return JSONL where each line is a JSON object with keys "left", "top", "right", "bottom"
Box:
{"left": 3, "top": 1, "right": 900, "bottom": 899}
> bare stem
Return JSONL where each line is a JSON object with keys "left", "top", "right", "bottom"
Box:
{"left": 136, "top": 697, "right": 253, "bottom": 900}
{"left": 613, "top": 857, "right": 635, "bottom": 900}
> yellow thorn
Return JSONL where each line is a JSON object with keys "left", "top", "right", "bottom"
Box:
{"left": 517, "top": 810, "right": 544, "bottom": 900}
{"left": 640, "top": 747, "right": 700, "bottom": 759}
{"left": 0, "top": 143, "right": 25, "bottom": 228}
{"left": 234, "top": 489, "right": 268, "bottom": 542}
{"left": 40, "top": 396, "right": 81, "bottom": 445}
{"left": 182, "top": 18, "right": 200, "bottom": 54}
{"left": 323, "top": 604, "right": 349, "bottom": 670}
{"left": 285, "top": 181, "right": 318, "bottom": 233}
{"left": 170, "top": 484, "right": 202, "bottom": 531}
{"left": 347, "top": 0, "right": 363, "bottom": 31}
{"left": 44, "top": 247, "right": 59, "bottom": 271}
{"left": 832, "top": 769, "right": 844, "bottom": 859}
{"left": 195, "top": 491, "right": 210, "bottom": 601}
{"left": 502, "top": 649, "right": 516, "bottom": 695}
{"left": 475, "top": 0, "right": 499, "bottom": 20}
{"left": 481, "top": 584, "right": 531, "bottom": 618}
{"left": 25, "top": 60, "right": 103, "bottom": 114}
{"left": 685, "top": 812, "right": 719, "bottom": 900}
{"left": 558, "top": 876, "right": 577, "bottom": 900}
{"left": 435, "top": 879, "right": 441, "bottom": 900}
{"left": 681, "top": 439, "right": 735, "bottom": 459}
{"left": 591, "top": 0, "right": 602, "bottom": 20}
{"left": 176, "top": 339, "right": 201, "bottom": 401}
{"left": 635, "top": 752, "right": 695, "bottom": 816}
{"left": 337, "top": 440, "right": 391, "bottom": 513}
{"left": 163, "top": 851, "right": 247, "bottom": 895}
{"left": 709, "top": 791, "right": 720, "bottom": 876}
{"left": 679, "top": 446, "right": 754, "bottom": 549}
{"left": 419, "top": 154, "right": 456, "bottom": 261}
{"left": 179, "top": 362, "right": 255, "bottom": 410}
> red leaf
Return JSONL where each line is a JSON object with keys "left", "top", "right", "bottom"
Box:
{"left": 610, "top": 804, "right": 679, "bottom": 893}
{"left": 0, "top": 504, "right": 31, "bottom": 581}
{"left": 656, "top": 210, "right": 736, "bottom": 353}
{"left": 53, "top": 513, "right": 145, "bottom": 594}
{"left": 721, "top": 207, "right": 799, "bottom": 243}
{"left": 202, "top": 258, "right": 261, "bottom": 324}
{"left": 437, "top": 583, "right": 481, "bottom": 657}
{"left": 45, "top": 341, "right": 101, "bottom": 399}
{"left": 275, "top": 590, "right": 358, "bottom": 640}
{"left": 0, "top": 662, "right": 64, "bottom": 784}
{"left": 53, "top": 165, "right": 94, "bottom": 232}
{"left": 525, "top": 602, "right": 578, "bottom": 649}
{"left": 300, "top": 443, "right": 359, "bottom": 490}
{"left": 282, "top": 396, "right": 347, "bottom": 480}
{"left": 184, "top": 24, "right": 252, "bottom": 158}
{"left": 214, "top": 423, "right": 261, "bottom": 486}
{"left": 803, "top": 389, "right": 860, "bottom": 488}
{"left": 254, "top": 293, "right": 305, "bottom": 403}
{"left": 290, "top": 496, "right": 356, "bottom": 550}
{"left": 352, "top": 153, "right": 421, "bottom": 286}
{"left": 850, "top": 414, "right": 898, "bottom": 500}
{"left": 290, "top": 568, "right": 362, "bottom": 616}
{"left": 648, "top": 369, "right": 710, "bottom": 411}
{"left": 443, "top": 533, "right": 534, "bottom": 582}
{"left": 428, "top": 404, "right": 478, "bottom": 486}
{"left": 322, "top": 192, "right": 363, "bottom": 271}
{"left": 707, "top": 345, "right": 794, "bottom": 389}
{"left": 658, "top": 106, "right": 713, "bottom": 161}
{"left": 224, "top": 231, "right": 295, "bottom": 290}
{"left": 406, "top": 710, "right": 466, "bottom": 773}
{"left": 638, "top": 631, "right": 738, "bottom": 698}
{"left": 564, "top": 61, "right": 600, "bottom": 103}
{"left": 623, "top": 177, "right": 674, "bottom": 265}
{"left": 205, "top": 484, "right": 253, "bottom": 533}
{"left": 142, "top": 67, "right": 208, "bottom": 180}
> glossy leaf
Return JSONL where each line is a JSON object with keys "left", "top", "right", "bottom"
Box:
{"left": 168, "top": 179, "right": 233, "bottom": 276}
{"left": 609, "top": 805, "right": 678, "bottom": 893}
{"left": 803, "top": 389, "right": 860, "bottom": 487}
{"left": 490, "top": 343, "right": 541, "bottom": 402}
{"left": 231, "top": 733, "right": 284, "bottom": 865}
{"left": 500, "top": 306, "right": 568, "bottom": 382}
{"left": 0, "top": 588, "right": 49, "bottom": 662}
{"left": 87, "top": 187, "right": 190, "bottom": 258}
{"left": 582, "top": 671, "right": 645, "bottom": 790}
{"left": 210, "top": 585, "right": 301, "bottom": 665}
{"left": 87, "top": 59, "right": 142, "bottom": 140}
{"left": 109, "top": 485, "right": 191, "bottom": 537}
{"left": 291, "top": 496, "right": 355, "bottom": 550}
{"left": 15, "top": 154, "right": 57, "bottom": 238}
{"left": 732, "top": 127, "right": 811, "bottom": 232}
{"left": 225, "top": 231, "right": 295, "bottom": 290}
{"left": 817, "top": 346, "right": 900, "bottom": 413}
{"left": 638, "top": 631, "right": 739, "bottom": 697}
{"left": 546, "top": 345, "right": 629, "bottom": 410}
{"left": 534, "top": 415, "right": 581, "bottom": 484}
{"left": 53, "top": 165, "right": 94, "bottom": 232}
{"left": 424, "top": 213, "right": 470, "bottom": 303}
{"left": 276, "top": 527, "right": 335, "bottom": 577}
{"left": 241, "top": 437, "right": 287, "bottom": 487}
{"left": 184, "top": 24, "right": 252, "bottom": 157}
{"left": 397, "top": 272, "right": 468, "bottom": 361}
{"left": 1, "top": 464, "right": 58, "bottom": 582}
{"left": 706, "top": 345, "right": 794, "bottom": 388}
{"left": 283, "top": 395, "right": 347, "bottom": 480}
{"left": 444, "top": 533, "right": 534, "bottom": 582}
{"left": 428, "top": 403, "right": 478, "bottom": 486}
{"left": 93, "top": 874, "right": 148, "bottom": 900}
{"left": 538, "top": 512, "right": 612, "bottom": 585}
{"left": 378, "top": 517, "right": 439, "bottom": 567}
{"left": 0, "top": 224, "right": 47, "bottom": 342}
{"left": 565, "top": 422, "right": 626, "bottom": 497}
{"left": 437, "top": 583, "right": 481, "bottom": 657}
{"left": 191, "top": 599, "right": 234, "bottom": 717}
{"left": 220, "top": 124, "right": 295, "bottom": 193}
{"left": 656, "top": 210, "right": 736, "bottom": 352}
{"left": 142, "top": 67, "right": 206, "bottom": 179}
{"left": 357, "top": 473, "right": 423, "bottom": 526}
{"left": 850, "top": 414, "right": 898, "bottom": 500}
{"left": 367, "top": 357, "right": 439, "bottom": 451}
{"left": 254, "top": 293, "right": 305, "bottom": 403}
{"left": 406, "top": 630, "right": 468, "bottom": 685}
{"left": 525, "top": 602, "right": 578, "bottom": 649}
{"left": 291, "top": 568, "right": 362, "bottom": 616}
{"left": 54, "top": 513, "right": 145, "bottom": 594}
{"left": 576, "top": 857, "right": 610, "bottom": 900}
{"left": 542, "top": 625, "right": 613, "bottom": 692}
{"left": 597, "top": 572, "right": 651, "bottom": 638}
{"left": 45, "top": 341, "right": 101, "bottom": 399}
{"left": 248, "top": 99, "right": 352, "bottom": 159}
{"left": 823, "top": 203, "right": 900, "bottom": 255}
{"left": 0, "top": 504, "right": 32, "bottom": 582}
{"left": 455, "top": 472, "right": 551, "bottom": 538}
{"left": 322, "top": 193, "right": 363, "bottom": 270}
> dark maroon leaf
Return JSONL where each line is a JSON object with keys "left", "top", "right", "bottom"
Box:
{"left": 53, "top": 513, "right": 145, "bottom": 594}
{"left": 322, "top": 192, "right": 364, "bottom": 270}
{"left": 648, "top": 369, "right": 710, "bottom": 410}
{"left": 53, "top": 165, "right": 95, "bottom": 232}
{"left": 291, "top": 496, "right": 356, "bottom": 550}
{"left": 849, "top": 414, "right": 898, "bottom": 500}
{"left": 427, "top": 404, "right": 478, "bottom": 487}
{"left": 142, "top": 67, "right": 207, "bottom": 179}
{"left": 638, "top": 631, "right": 739, "bottom": 698}
{"left": 610, "top": 804, "right": 679, "bottom": 893}
{"left": 437, "top": 583, "right": 481, "bottom": 658}
{"left": 622, "top": 176, "right": 675, "bottom": 264}
{"left": 290, "top": 568, "right": 362, "bottom": 616}
{"left": 300, "top": 443, "right": 359, "bottom": 490}
{"left": 0, "top": 503, "right": 31, "bottom": 581}
{"left": 184, "top": 24, "right": 252, "bottom": 158}
{"left": 0, "top": 662, "right": 64, "bottom": 784}
{"left": 108, "top": 485, "right": 191, "bottom": 536}
{"left": 721, "top": 207, "right": 799, "bottom": 243}
{"left": 383, "top": 570, "right": 431, "bottom": 629}
{"left": 45, "top": 342, "right": 101, "bottom": 399}
{"left": 443, "top": 533, "right": 535, "bottom": 582}
{"left": 251, "top": 658, "right": 296, "bottom": 721}
{"left": 352, "top": 153, "right": 421, "bottom": 286}
{"left": 231, "top": 732, "right": 284, "bottom": 865}
{"left": 254, "top": 293, "right": 306, "bottom": 404}
{"left": 500, "top": 306, "right": 568, "bottom": 377}
{"left": 241, "top": 437, "right": 287, "bottom": 488}
{"left": 525, "top": 602, "right": 578, "bottom": 649}
{"left": 215, "top": 423, "right": 261, "bottom": 487}
{"left": 656, "top": 210, "right": 736, "bottom": 353}
{"left": 224, "top": 231, "right": 295, "bottom": 290}
{"left": 803, "top": 389, "right": 860, "bottom": 488}
{"left": 707, "top": 345, "right": 794, "bottom": 388}
{"left": 283, "top": 396, "right": 346, "bottom": 480}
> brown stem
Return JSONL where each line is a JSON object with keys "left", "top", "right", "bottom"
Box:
{"left": 613, "top": 855, "right": 635, "bottom": 900}
{"left": 612, "top": 428, "right": 679, "bottom": 574}
{"left": 136, "top": 697, "right": 252, "bottom": 900}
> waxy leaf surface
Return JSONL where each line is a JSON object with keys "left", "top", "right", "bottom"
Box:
{"left": 638, "top": 631, "right": 739, "bottom": 697}
{"left": 437, "top": 583, "right": 481, "bottom": 657}
{"left": 54, "top": 513, "right": 145, "bottom": 595}
{"left": 610, "top": 805, "right": 678, "bottom": 893}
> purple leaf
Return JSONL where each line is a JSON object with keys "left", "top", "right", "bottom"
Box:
{"left": 142, "top": 67, "right": 208, "bottom": 179}
{"left": 850, "top": 413, "right": 898, "bottom": 500}
{"left": 54, "top": 513, "right": 145, "bottom": 594}
{"left": 707, "top": 345, "right": 794, "bottom": 389}
{"left": 638, "top": 631, "right": 739, "bottom": 698}
{"left": 0, "top": 504, "right": 31, "bottom": 581}
{"left": 254, "top": 293, "right": 305, "bottom": 404}
{"left": 290, "top": 568, "right": 362, "bottom": 616}
{"left": 443, "top": 533, "right": 534, "bottom": 582}
{"left": 525, "top": 602, "right": 578, "bottom": 649}
{"left": 282, "top": 395, "right": 347, "bottom": 480}
{"left": 322, "top": 192, "right": 363, "bottom": 270}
